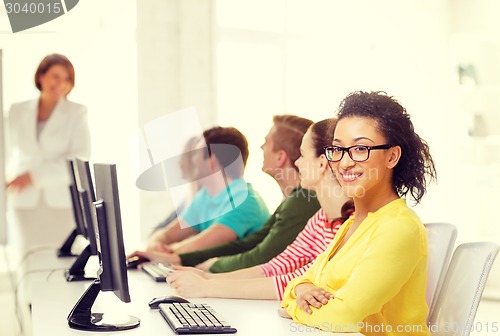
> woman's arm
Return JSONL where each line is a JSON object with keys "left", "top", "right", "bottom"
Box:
{"left": 171, "top": 224, "right": 237, "bottom": 254}
{"left": 168, "top": 271, "right": 278, "bottom": 300}
{"left": 273, "top": 262, "right": 314, "bottom": 300}
{"left": 207, "top": 265, "right": 265, "bottom": 279}
{"left": 171, "top": 264, "right": 265, "bottom": 280}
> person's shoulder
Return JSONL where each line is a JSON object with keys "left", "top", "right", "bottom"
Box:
{"left": 10, "top": 99, "right": 37, "bottom": 111}
{"left": 270, "top": 190, "right": 320, "bottom": 221}
{"left": 233, "top": 181, "right": 269, "bottom": 213}
{"left": 386, "top": 199, "right": 421, "bottom": 222}
{"left": 239, "top": 180, "right": 256, "bottom": 195}
{"left": 8, "top": 100, "right": 37, "bottom": 123}
{"left": 283, "top": 187, "right": 320, "bottom": 208}
{"left": 189, "top": 187, "right": 209, "bottom": 203}
{"left": 376, "top": 199, "right": 425, "bottom": 236}
{"left": 232, "top": 180, "right": 263, "bottom": 201}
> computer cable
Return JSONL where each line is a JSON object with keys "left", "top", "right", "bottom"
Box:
{"left": 45, "top": 267, "right": 69, "bottom": 281}
{"left": 17, "top": 246, "right": 57, "bottom": 270}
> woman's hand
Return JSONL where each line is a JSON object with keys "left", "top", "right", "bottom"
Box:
{"left": 7, "top": 173, "right": 33, "bottom": 192}
{"left": 294, "top": 283, "right": 334, "bottom": 314}
{"left": 277, "top": 307, "right": 292, "bottom": 319}
{"left": 195, "top": 257, "right": 218, "bottom": 272}
{"left": 168, "top": 271, "right": 208, "bottom": 297}
{"left": 127, "top": 250, "right": 180, "bottom": 265}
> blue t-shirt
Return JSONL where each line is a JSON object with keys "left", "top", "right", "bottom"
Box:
{"left": 180, "top": 178, "right": 269, "bottom": 238}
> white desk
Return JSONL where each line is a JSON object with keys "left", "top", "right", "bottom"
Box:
{"left": 31, "top": 270, "right": 363, "bottom": 335}
{"left": 15, "top": 249, "right": 100, "bottom": 336}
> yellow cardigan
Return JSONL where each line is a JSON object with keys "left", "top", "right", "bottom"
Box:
{"left": 281, "top": 199, "right": 430, "bottom": 336}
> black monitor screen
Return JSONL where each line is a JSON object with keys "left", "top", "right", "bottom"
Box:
{"left": 64, "top": 159, "right": 99, "bottom": 282}
{"left": 67, "top": 163, "right": 139, "bottom": 331}
{"left": 75, "top": 159, "right": 98, "bottom": 255}
{"left": 69, "top": 160, "right": 87, "bottom": 236}
{"left": 93, "top": 163, "right": 130, "bottom": 302}
{"left": 57, "top": 160, "right": 86, "bottom": 258}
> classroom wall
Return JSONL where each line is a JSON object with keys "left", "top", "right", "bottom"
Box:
{"left": 135, "top": 0, "right": 216, "bottom": 241}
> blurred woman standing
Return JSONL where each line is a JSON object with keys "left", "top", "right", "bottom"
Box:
{"left": 6, "top": 53, "right": 91, "bottom": 261}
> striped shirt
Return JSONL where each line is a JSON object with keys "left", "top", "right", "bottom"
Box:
{"left": 258, "top": 208, "right": 343, "bottom": 300}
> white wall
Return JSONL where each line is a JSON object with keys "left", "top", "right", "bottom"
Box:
{"left": 136, "top": 0, "right": 216, "bottom": 241}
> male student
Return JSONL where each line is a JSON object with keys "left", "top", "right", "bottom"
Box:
{"left": 135, "top": 115, "right": 321, "bottom": 273}
{"left": 145, "top": 126, "right": 269, "bottom": 254}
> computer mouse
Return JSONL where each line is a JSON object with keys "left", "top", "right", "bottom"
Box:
{"left": 126, "top": 255, "right": 150, "bottom": 269}
{"left": 148, "top": 296, "right": 191, "bottom": 309}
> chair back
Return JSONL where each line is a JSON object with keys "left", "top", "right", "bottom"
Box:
{"left": 428, "top": 242, "right": 500, "bottom": 336}
{"left": 424, "top": 223, "right": 457, "bottom": 316}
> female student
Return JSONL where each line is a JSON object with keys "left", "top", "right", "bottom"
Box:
{"left": 280, "top": 91, "right": 436, "bottom": 336}
{"left": 167, "top": 119, "right": 353, "bottom": 300}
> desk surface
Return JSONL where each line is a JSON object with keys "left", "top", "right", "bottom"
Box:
{"left": 31, "top": 269, "right": 363, "bottom": 335}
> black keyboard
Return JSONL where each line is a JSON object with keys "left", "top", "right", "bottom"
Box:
{"left": 142, "top": 262, "right": 173, "bottom": 282}
{"left": 159, "top": 302, "right": 237, "bottom": 334}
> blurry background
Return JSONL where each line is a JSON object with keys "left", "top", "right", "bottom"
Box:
{"left": 0, "top": 0, "right": 499, "bottom": 310}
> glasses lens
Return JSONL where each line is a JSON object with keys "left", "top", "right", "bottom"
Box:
{"left": 326, "top": 146, "right": 344, "bottom": 162}
{"left": 349, "top": 146, "right": 369, "bottom": 162}
{"left": 324, "top": 147, "right": 333, "bottom": 161}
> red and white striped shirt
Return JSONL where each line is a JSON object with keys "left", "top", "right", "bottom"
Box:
{"left": 258, "top": 208, "right": 344, "bottom": 300}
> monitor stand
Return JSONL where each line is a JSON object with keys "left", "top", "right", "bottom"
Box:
{"left": 65, "top": 245, "right": 96, "bottom": 282}
{"left": 57, "top": 229, "right": 78, "bottom": 257}
{"left": 67, "top": 280, "right": 140, "bottom": 331}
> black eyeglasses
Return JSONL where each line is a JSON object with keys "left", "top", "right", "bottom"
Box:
{"left": 323, "top": 144, "right": 393, "bottom": 162}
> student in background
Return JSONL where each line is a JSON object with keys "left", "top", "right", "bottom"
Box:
{"left": 137, "top": 126, "right": 269, "bottom": 254}
{"left": 167, "top": 119, "right": 354, "bottom": 300}
{"left": 132, "top": 115, "right": 321, "bottom": 272}
{"left": 6, "top": 53, "right": 91, "bottom": 260}
{"left": 149, "top": 135, "right": 201, "bottom": 234}
{"left": 280, "top": 91, "right": 436, "bottom": 336}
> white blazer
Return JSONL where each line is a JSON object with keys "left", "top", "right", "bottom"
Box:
{"left": 7, "top": 98, "right": 91, "bottom": 209}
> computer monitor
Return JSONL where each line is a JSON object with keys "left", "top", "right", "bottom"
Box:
{"left": 64, "top": 159, "right": 99, "bottom": 281}
{"left": 75, "top": 159, "right": 99, "bottom": 254}
{"left": 57, "top": 160, "right": 87, "bottom": 257}
{"left": 67, "top": 163, "right": 140, "bottom": 331}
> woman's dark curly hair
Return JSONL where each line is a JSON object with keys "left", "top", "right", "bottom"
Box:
{"left": 331, "top": 199, "right": 355, "bottom": 231}
{"left": 335, "top": 91, "right": 437, "bottom": 204}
